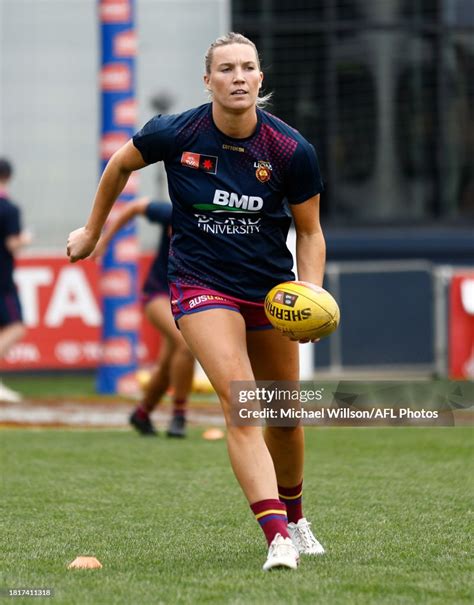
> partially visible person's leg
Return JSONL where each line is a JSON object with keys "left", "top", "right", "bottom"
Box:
{"left": 247, "top": 328, "right": 325, "bottom": 555}
{"left": 179, "top": 309, "right": 279, "bottom": 502}
{"left": 179, "top": 309, "right": 298, "bottom": 569}
{"left": 169, "top": 336, "right": 195, "bottom": 402}
{"left": 146, "top": 297, "right": 194, "bottom": 437}
{"left": 129, "top": 296, "right": 195, "bottom": 436}
{"left": 0, "top": 292, "right": 26, "bottom": 403}
{"left": 0, "top": 322, "right": 25, "bottom": 359}
{"left": 141, "top": 336, "right": 173, "bottom": 413}
{"left": 166, "top": 320, "right": 194, "bottom": 438}
{"left": 247, "top": 328, "right": 304, "bottom": 488}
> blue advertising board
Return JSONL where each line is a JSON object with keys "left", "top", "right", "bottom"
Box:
{"left": 98, "top": 0, "right": 138, "bottom": 394}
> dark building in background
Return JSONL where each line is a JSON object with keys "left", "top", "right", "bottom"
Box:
{"left": 233, "top": 0, "right": 474, "bottom": 263}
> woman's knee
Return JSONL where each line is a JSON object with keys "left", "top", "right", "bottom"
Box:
{"left": 174, "top": 340, "right": 194, "bottom": 362}
{"left": 226, "top": 423, "right": 262, "bottom": 443}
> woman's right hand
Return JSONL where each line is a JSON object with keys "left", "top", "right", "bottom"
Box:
{"left": 67, "top": 227, "right": 99, "bottom": 263}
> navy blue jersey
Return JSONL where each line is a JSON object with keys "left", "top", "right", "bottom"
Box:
{"left": 133, "top": 103, "right": 323, "bottom": 300}
{"left": 142, "top": 201, "right": 172, "bottom": 295}
{"left": 0, "top": 195, "right": 21, "bottom": 291}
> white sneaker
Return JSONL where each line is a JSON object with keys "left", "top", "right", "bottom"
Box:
{"left": 262, "top": 533, "right": 299, "bottom": 571}
{"left": 0, "top": 382, "right": 22, "bottom": 403}
{"left": 287, "top": 518, "right": 325, "bottom": 555}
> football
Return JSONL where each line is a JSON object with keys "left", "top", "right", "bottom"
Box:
{"left": 264, "top": 281, "right": 340, "bottom": 340}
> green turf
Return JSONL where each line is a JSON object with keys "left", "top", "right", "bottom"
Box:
{"left": 1, "top": 374, "right": 219, "bottom": 404}
{"left": 2, "top": 374, "right": 97, "bottom": 398}
{"left": 1, "top": 428, "right": 473, "bottom": 605}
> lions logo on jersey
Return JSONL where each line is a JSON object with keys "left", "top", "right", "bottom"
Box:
{"left": 254, "top": 160, "right": 272, "bottom": 183}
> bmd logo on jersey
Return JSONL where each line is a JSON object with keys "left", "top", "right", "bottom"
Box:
{"left": 254, "top": 160, "right": 272, "bottom": 183}
{"left": 212, "top": 190, "right": 263, "bottom": 212}
{"left": 181, "top": 151, "right": 218, "bottom": 174}
{"left": 192, "top": 190, "right": 264, "bottom": 215}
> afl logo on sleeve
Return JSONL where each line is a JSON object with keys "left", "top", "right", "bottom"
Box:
{"left": 254, "top": 160, "right": 272, "bottom": 183}
{"left": 181, "top": 151, "right": 218, "bottom": 174}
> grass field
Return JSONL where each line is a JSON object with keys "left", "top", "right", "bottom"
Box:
{"left": 2, "top": 426, "right": 473, "bottom": 605}
{"left": 1, "top": 373, "right": 218, "bottom": 404}
{"left": 2, "top": 374, "right": 97, "bottom": 398}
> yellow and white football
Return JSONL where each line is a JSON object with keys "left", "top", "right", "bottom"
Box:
{"left": 264, "top": 281, "right": 340, "bottom": 340}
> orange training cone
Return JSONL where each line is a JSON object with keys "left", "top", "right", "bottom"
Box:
{"left": 202, "top": 428, "right": 225, "bottom": 441}
{"left": 68, "top": 556, "right": 102, "bottom": 569}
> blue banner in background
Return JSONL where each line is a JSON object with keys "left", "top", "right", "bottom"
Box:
{"left": 98, "top": 0, "right": 138, "bottom": 394}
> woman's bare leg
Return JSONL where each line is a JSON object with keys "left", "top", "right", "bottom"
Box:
{"left": 247, "top": 329, "right": 304, "bottom": 488}
{"left": 179, "top": 309, "right": 279, "bottom": 503}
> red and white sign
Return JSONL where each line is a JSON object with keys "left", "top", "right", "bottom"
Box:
{"left": 102, "top": 337, "right": 133, "bottom": 365}
{"left": 113, "top": 30, "right": 137, "bottom": 57}
{"left": 449, "top": 272, "right": 474, "bottom": 379}
{"left": 115, "top": 236, "right": 139, "bottom": 263}
{"left": 0, "top": 254, "right": 159, "bottom": 371}
{"left": 100, "top": 0, "right": 131, "bottom": 24}
{"left": 55, "top": 341, "right": 101, "bottom": 366}
{"left": 101, "top": 63, "right": 132, "bottom": 92}
{"left": 100, "top": 132, "right": 129, "bottom": 160}
{"left": 117, "top": 371, "right": 140, "bottom": 395}
{"left": 100, "top": 268, "right": 132, "bottom": 297}
{"left": 114, "top": 98, "right": 137, "bottom": 127}
{"left": 116, "top": 304, "right": 141, "bottom": 331}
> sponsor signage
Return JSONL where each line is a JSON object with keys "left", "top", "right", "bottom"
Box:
{"left": 102, "top": 337, "right": 133, "bottom": 365}
{"left": 272, "top": 291, "right": 298, "bottom": 307}
{"left": 99, "top": 0, "right": 138, "bottom": 393}
{"left": 100, "top": 63, "right": 132, "bottom": 91}
{"left": 113, "top": 30, "right": 137, "bottom": 57}
{"left": 115, "top": 236, "right": 139, "bottom": 263}
{"left": 116, "top": 304, "right": 141, "bottom": 331}
{"left": 449, "top": 273, "right": 474, "bottom": 379}
{"left": 181, "top": 151, "right": 218, "bottom": 174}
{"left": 100, "top": 0, "right": 131, "bottom": 23}
{"left": 0, "top": 255, "right": 159, "bottom": 371}
{"left": 113, "top": 98, "right": 137, "bottom": 127}
{"left": 100, "top": 268, "right": 133, "bottom": 297}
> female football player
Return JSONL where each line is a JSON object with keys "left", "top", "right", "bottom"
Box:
{"left": 67, "top": 32, "right": 326, "bottom": 571}
{"left": 92, "top": 196, "right": 195, "bottom": 437}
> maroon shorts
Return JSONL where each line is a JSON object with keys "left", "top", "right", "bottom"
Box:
{"left": 170, "top": 283, "right": 272, "bottom": 331}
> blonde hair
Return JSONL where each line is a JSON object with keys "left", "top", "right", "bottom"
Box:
{"left": 205, "top": 32, "right": 272, "bottom": 108}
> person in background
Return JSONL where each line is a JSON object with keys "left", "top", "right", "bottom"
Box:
{"left": 93, "top": 196, "right": 194, "bottom": 437}
{"left": 0, "top": 158, "right": 31, "bottom": 402}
